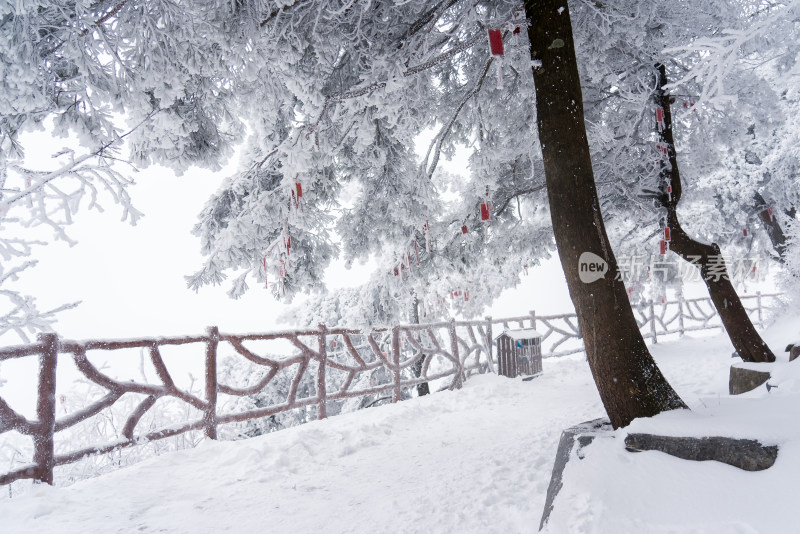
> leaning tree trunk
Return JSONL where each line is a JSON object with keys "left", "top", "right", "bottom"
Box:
{"left": 409, "top": 295, "right": 430, "bottom": 396}
{"left": 524, "top": 0, "right": 687, "bottom": 428}
{"left": 653, "top": 64, "right": 775, "bottom": 363}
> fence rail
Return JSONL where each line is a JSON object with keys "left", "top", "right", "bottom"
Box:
{"left": 0, "top": 292, "right": 782, "bottom": 487}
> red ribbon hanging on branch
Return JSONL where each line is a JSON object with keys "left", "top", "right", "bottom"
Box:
{"left": 656, "top": 106, "right": 665, "bottom": 132}
{"left": 291, "top": 182, "right": 303, "bottom": 212}
{"left": 481, "top": 186, "right": 492, "bottom": 221}
{"left": 488, "top": 29, "right": 504, "bottom": 56}
{"left": 488, "top": 29, "right": 504, "bottom": 89}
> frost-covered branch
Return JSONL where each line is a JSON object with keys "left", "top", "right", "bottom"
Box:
{"left": 0, "top": 108, "right": 158, "bottom": 340}
{"left": 0, "top": 261, "right": 80, "bottom": 342}
{"left": 663, "top": 1, "right": 800, "bottom": 104}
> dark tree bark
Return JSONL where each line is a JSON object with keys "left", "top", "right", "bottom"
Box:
{"left": 409, "top": 295, "right": 430, "bottom": 396}
{"left": 653, "top": 64, "right": 775, "bottom": 363}
{"left": 524, "top": 0, "right": 687, "bottom": 428}
{"left": 753, "top": 191, "right": 788, "bottom": 262}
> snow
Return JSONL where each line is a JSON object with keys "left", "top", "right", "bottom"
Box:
{"left": 498, "top": 327, "right": 543, "bottom": 340}
{"left": 543, "top": 317, "right": 800, "bottom": 533}
{"left": 2, "top": 318, "right": 799, "bottom": 533}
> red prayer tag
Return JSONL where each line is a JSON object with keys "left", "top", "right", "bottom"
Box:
{"left": 488, "top": 29, "right": 504, "bottom": 56}
{"left": 462, "top": 225, "right": 468, "bottom": 234}
{"left": 660, "top": 240, "right": 666, "bottom": 255}
{"left": 480, "top": 203, "right": 490, "bottom": 221}
{"left": 743, "top": 228, "right": 748, "bottom": 236}
{"left": 664, "top": 227, "right": 671, "bottom": 241}
{"left": 296, "top": 182, "right": 303, "bottom": 197}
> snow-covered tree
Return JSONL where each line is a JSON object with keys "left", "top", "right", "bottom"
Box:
{"left": 568, "top": 0, "right": 800, "bottom": 362}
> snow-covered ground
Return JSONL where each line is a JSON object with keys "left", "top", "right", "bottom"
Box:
{"left": 2, "top": 318, "right": 798, "bottom": 534}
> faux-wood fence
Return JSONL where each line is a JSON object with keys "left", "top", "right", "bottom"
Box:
{"left": 0, "top": 292, "right": 782, "bottom": 487}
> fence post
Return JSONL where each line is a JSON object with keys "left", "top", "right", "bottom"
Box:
{"left": 317, "top": 323, "right": 328, "bottom": 419}
{"left": 485, "top": 316, "right": 494, "bottom": 373}
{"left": 529, "top": 310, "right": 537, "bottom": 330}
{"left": 449, "top": 319, "right": 463, "bottom": 389}
{"left": 649, "top": 300, "right": 657, "bottom": 344}
{"left": 204, "top": 326, "right": 219, "bottom": 440}
{"left": 391, "top": 326, "right": 402, "bottom": 402}
{"left": 678, "top": 296, "right": 685, "bottom": 336}
{"left": 757, "top": 291, "right": 763, "bottom": 327}
{"left": 33, "top": 333, "right": 57, "bottom": 485}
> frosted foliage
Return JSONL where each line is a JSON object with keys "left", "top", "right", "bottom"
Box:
{"left": 3, "top": 0, "right": 800, "bottom": 337}
{"left": 182, "top": 0, "right": 554, "bottom": 319}
{"left": 566, "top": 0, "right": 800, "bottom": 294}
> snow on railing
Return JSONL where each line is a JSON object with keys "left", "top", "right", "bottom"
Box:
{"left": 0, "top": 292, "right": 783, "bottom": 487}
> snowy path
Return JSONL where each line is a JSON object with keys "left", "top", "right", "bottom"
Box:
{"left": 0, "top": 331, "right": 782, "bottom": 533}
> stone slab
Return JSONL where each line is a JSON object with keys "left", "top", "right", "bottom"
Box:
{"left": 625, "top": 433, "right": 778, "bottom": 471}
{"left": 539, "top": 418, "right": 612, "bottom": 531}
{"left": 729, "top": 364, "right": 771, "bottom": 395}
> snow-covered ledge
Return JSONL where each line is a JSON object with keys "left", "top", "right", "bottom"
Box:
{"left": 729, "top": 355, "right": 798, "bottom": 395}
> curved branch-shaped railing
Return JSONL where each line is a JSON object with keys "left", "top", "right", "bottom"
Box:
{"left": 0, "top": 293, "right": 782, "bottom": 487}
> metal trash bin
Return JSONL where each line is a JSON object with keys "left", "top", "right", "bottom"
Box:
{"left": 495, "top": 328, "right": 542, "bottom": 378}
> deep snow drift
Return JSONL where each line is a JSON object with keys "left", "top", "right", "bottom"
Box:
{"left": 2, "top": 318, "right": 798, "bottom": 534}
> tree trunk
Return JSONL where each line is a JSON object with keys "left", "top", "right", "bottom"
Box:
{"left": 653, "top": 64, "right": 775, "bottom": 363}
{"left": 409, "top": 295, "right": 430, "bottom": 396}
{"left": 753, "top": 191, "right": 787, "bottom": 262}
{"left": 524, "top": 0, "right": 687, "bottom": 428}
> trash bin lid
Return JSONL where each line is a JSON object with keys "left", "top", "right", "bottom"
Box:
{"left": 495, "top": 328, "right": 542, "bottom": 341}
